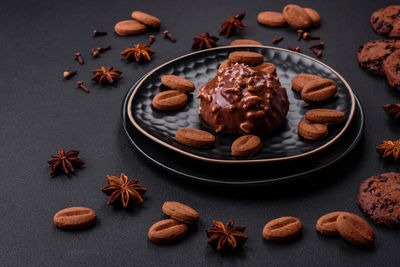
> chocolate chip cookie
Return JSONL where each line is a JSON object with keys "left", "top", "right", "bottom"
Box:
{"left": 357, "top": 39, "right": 400, "bottom": 76}
{"left": 371, "top": 5, "right": 400, "bottom": 38}
{"left": 357, "top": 172, "right": 400, "bottom": 228}
{"left": 383, "top": 50, "right": 400, "bottom": 90}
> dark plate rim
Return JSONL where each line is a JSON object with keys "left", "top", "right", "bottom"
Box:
{"left": 126, "top": 46, "right": 356, "bottom": 164}
{"left": 122, "top": 76, "right": 365, "bottom": 186}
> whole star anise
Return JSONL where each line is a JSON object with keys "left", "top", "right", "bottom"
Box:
{"left": 206, "top": 220, "right": 248, "bottom": 250}
{"left": 91, "top": 66, "right": 122, "bottom": 86}
{"left": 382, "top": 104, "right": 400, "bottom": 120}
{"left": 120, "top": 44, "right": 155, "bottom": 62}
{"left": 220, "top": 12, "right": 246, "bottom": 37}
{"left": 376, "top": 139, "right": 400, "bottom": 162}
{"left": 191, "top": 32, "right": 219, "bottom": 50}
{"left": 100, "top": 173, "right": 147, "bottom": 207}
{"left": 47, "top": 149, "right": 85, "bottom": 176}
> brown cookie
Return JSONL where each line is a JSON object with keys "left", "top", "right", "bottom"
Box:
{"left": 162, "top": 201, "right": 199, "bottom": 224}
{"left": 262, "top": 217, "right": 303, "bottom": 243}
{"left": 371, "top": 5, "right": 400, "bottom": 38}
{"left": 316, "top": 211, "right": 347, "bottom": 236}
{"left": 304, "top": 8, "right": 321, "bottom": 27}
{"left": 357, "top": 39, "right": 400, "bottom": 76}
{"left": 301, "top": 78, "right": 337, "bottom": 104}
{"left": 305, "top": 109, "right": 346, "bottom": 125}
{"left": 230, "top": 39, "right": 262, "bottom": 46}
{"left": 383, "top": 50, "right": 400, "bottom": 90}
{"left": 357, "top": 172, "right": 400, "bottom": 228}
{"left": 175, "top": 128, "right": 215, "bottom": 148}
{"left": 131, "top": 11, "right": 161, "bottom": 29}
{"left": 253, "top": 62, "right": 276, "bottom": 75}
{"left": 336, "top": 213, "right": 375, "bottom": 247}
{"left": 282, "top": 4, "right": 312, "bottom": 30}
{"left": 53, "top": 207, "right": 96, "bottom": 231}
{"left": 152, "top": 90, "right": 188, "bottom": 111}
{"left": 161, "top": 75, "right": 195, "bottom": 93}
{"left": 228, "top": 51, "right": 264, "bottom": 65}
{"left": 231, "top": 135, "right": 262, "bottom": 157}
{"left": 114, "top": 20, "right": 147, "bottom": 36}
{"left": 257, "top": 11, "right": 287, "bottom": 27}
{"left": 291, "top": 73, "right": 321, "bottom": 92}
{"left": 148, "top": 219, "right": 188, "bottom": 244}
{"left": 298, "top": 119, "right": 328, "bottom": 140}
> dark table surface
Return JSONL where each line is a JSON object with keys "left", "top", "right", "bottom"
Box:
{"left": 1, "top": 0, "right": 400, "bottom": 266}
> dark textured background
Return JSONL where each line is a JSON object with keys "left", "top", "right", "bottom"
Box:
{"left": 1, "top": 0, "right": 400, "bottom": 266}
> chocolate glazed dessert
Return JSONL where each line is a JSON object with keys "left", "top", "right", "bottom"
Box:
{"left": 197, "top": 63, "right": 289, "bottom": 135}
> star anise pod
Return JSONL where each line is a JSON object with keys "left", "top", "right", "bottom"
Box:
{"left": 120, "top": 44, "right": 155, "bottom": 62}
{"left": 376, "top": 139, "right": 400, "bottom": 162}
{"left": 382, "top": 104, "right": 400, "bottom": 120}
{"left": 100, "top": 173, "right": 147, "bottom": 207}
{"left": 191, "top": 32, "right": 219, "bottom": 50}
{"left": 91, "top": 66, "right": 122, "bottom": 86}
{"left": 220, "top": 12, "right": 246, "bottom": 37}
{"left": 47, "top": 149, "right": 85, "bottom": 176}
{"left": 206, "top": 220, "right": 248, "bottom": 250}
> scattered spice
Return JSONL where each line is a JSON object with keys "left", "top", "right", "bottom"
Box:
{"left": 376, "top": 139, "right": 400, "bottom": 162}
{"left": 303, "top": 32, "right": 320, "bottom": 40}
{"left": 100, "top": 173, "right": 147, "bottom": 207}
{"left": 63, "top": 70, "right": 77, "bottom": 79}
{"left": 47, "top": 149, "right": 85, "bottom": 176}
{"left": 220, "top": 12, "right": 246, "bottom": 37}
{"left": 297, "top": 30, "right": 304, "bottom": 41}
{"left": 163, "top": 30, "right": 176, "bottom": 42}
{"left": 288, "top": 46, "right": 301, "bottom": 52}
{"left": 91, "top": 48, "right": 99, "bottom": 58}
{"left": 382, "top": 104, "right": 400, "bottom": 119}
{"left": 93, "top": 30, "right": 107, "bottom": 37}
{"left": 74, "top": 52, "right": 84, "bottom": 64}
{"left": 309, "top": 41, "right": 324, "bottom": 49}
{"left": 97, "top": 45, "right": 111, "bottom": 53}
{"left": 120, "top": 44, "right": 155, "bottom": 62}
{"left": 77, "top": 81, "right": 90, "bottom": 93}
{"left": 92, "top": 66, "right": 122, "bottom": 86}
{"left": 312, "top": 48, "right": 323, "bottom": 57}
{"left": 191, "top": 32, "right": 219, "bottom": 50}
{"left": 148, "top": 34, "right": 155, "bottom": 45}
{"left": 206, "top": 220, "right": 248, "bottom": 250}
{"left": 272, "top": 36, "right": 283, "bottom": 44}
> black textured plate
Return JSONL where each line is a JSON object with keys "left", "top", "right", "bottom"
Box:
{"left": 122, "top": 77, "right": 364, "bottom": 186}
{"left": 127, "top": 46, "right": 355, "bottom": 163}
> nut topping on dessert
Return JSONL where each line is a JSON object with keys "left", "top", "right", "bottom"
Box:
{"left": 197, "top": 63, "right": 289, "bottom": 135}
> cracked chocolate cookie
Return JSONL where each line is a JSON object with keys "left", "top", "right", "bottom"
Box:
{"left": 357, "top": 172, "right": 400, "bottom": 228}
{"left": 383, "top": 50, "right": 400, "bottom": 90}
{"left": 371, "top": 5, "right": 400, "bottom": 38}
{"left": 357, "top": 39, "right": 400, "bottom": 76}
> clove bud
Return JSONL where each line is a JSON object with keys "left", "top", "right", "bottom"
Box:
{"left": 63, "top": 70, "right": 77, "bottom": 79}
{"left": 303, "top": 32, "right": 320, "bottom": 40}
{"left": 148, "top": 34, "right": 155, "bottom": 45}
{"left": 77, "top": 81, "right": 90, "bottom": 93}
{"left": 297, "top": 30, "right": 304, "bottom": 41}
{"left": 309, "top": 41, "right": 324, "bottom": 49}
{"left": 312, "top": 48, "right": 323, "bottom": 57}
{"left": 272, "top": 36, "right": 283, "bottom": 44}
{"left": 93, "top": 30, "right": 107, "bottom": 37}
{"left": 288, "top": 46, "right": 301, "bottom": 52}
{"left": 163, "top": 30, "right": 176, "bottom": 42}
{"left": 74, "top": 52, "right": 84, "bottom": 64}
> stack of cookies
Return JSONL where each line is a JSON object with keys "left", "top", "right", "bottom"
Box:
{"left": 358, "top": 5, "right": 400, "bottom": 90}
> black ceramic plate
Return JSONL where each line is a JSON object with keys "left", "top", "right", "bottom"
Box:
{"left": 127, "top": 46, "right": 355, "bottom": 164}
{"left": 122, "top": 76, "right": 364, "bottom": 186}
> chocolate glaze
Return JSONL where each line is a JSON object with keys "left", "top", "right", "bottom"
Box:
{"left": 197, "top": 63, "right": 289, "bottom": 135}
